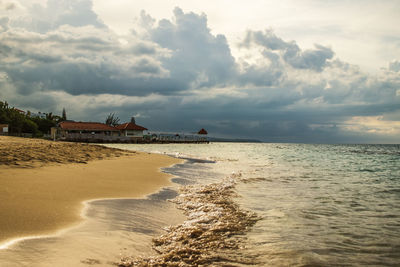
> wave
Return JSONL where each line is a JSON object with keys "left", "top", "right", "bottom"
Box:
{"left": 119, "top": 172, "right": 260, "bottom": 266}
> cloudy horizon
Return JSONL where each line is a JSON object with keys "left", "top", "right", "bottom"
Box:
{"left": 0, "top": 0, "right": 399, "bottom": 143}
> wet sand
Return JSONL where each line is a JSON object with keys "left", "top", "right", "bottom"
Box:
{"left": 0, "top": 196, "right": 186, "bottom": 267}
{"left": 0, "top": 136, "right": 181, "bottom": 247}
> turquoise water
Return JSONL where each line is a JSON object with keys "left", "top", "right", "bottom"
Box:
{"left": 110, "top": 143, "right": 400, "bottom": 266}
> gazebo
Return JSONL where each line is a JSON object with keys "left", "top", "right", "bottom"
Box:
{"left": 197, "top": 128, "right": 208, "bottom": 135}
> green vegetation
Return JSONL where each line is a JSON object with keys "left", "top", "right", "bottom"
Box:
{"left": 62, "top": 108, "right": 67, "bottom": 121}
{"left": 0, "top": 100, "right": 63, "bottom": 137}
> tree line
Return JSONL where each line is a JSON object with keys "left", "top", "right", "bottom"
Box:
{"left": 0, "top": 100, "right": 66, "bottom": 137}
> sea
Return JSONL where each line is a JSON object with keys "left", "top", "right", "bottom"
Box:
{"left": 0, "top": 143, "right": 399, "bottom": 266}
{"left": 111, "top": 143, "right": 400, "bottom": 266}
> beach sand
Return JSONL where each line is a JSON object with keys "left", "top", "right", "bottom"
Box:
{"left": 0, "top": 135, "right": 130, "bottom": 168}
{"left": 0, "top": 136, "right": 181, "bottom": 247}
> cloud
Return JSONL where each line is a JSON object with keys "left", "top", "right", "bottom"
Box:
{"left": 0, "top": 2, "right": 399, "bottom": 143}
{"left": 147, "top": 7, "right": 238, "bottom": 89}
{"left": 11, "top": 0, "right": 105, "bottom": 33}
{"left": 285, "top": 44, "right": 334, "bottom": 71}
{"left": 0, "top": 16, "right": 8, "bottom": 31}
{"left": 0, "top": 1, "right": 16, "bottom": 11}
{"left": 242, "top": 29, "right": 334, "bottom": 71}
{"left": 1, "top": 5, "right": 238, "bottom": 97}
{"left": 389, "top": 60, "right": 400, "bottom": 72}
{"left": 343, "top": 116, "right": 400, "bottom": 136}
{"left": 0, "top": 23, "right": 172, "bottom": 96}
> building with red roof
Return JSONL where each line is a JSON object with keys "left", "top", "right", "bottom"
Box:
{"left": 59, "top": 121, "right": 119, "bottom": 132}
{"left": 197, "top": 128, "right": 208, "bottom": 135}
{"left": 116, "top": 117, "right": 148, "bottom": 138}
{"left": 55, "top": 118, "right": 148, "bottom": 143}
{"left": 53, "top": 117, "right": 207, "bottom": 144}
{"left": 12, "top": 108, "right": 26, "bottom": 115}
{"left": 57, "top": 121, "right": 120, "bottom": 141}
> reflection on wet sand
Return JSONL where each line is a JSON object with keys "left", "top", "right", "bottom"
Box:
{"left": 0, "top": 192, "right": 185, "bottom": 267}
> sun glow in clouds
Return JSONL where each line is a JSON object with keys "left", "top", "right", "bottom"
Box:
{"left": 344, "top": 116, "right": 400, "bottom": 135}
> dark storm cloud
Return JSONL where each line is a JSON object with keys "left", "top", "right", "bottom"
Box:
{"left": 148, "top": 7, "right": 238, "bottom": 89}
{"left": 1, "top": 6, "right": 237, "bottom": 96}
{"left": 1, "top": 1, "right": 399, "bottom": 143}
{"left": 284, "top": 44, "right": 334, "bottom": 71}
{"left": 242, "top": 29, "right": 334, "bottom": 71}
{"left": 238, "top": 50, "right": 285, "bottom": 86}
{"left": 0, "top": 23, "right": 173, "bottom": 96}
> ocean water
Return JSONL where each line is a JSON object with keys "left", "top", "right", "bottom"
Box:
{"left": 1, "top": 143, "right": 399, "bottom": 266}
{"left": 109, "top": 143, "right": 400, "bottom": 266}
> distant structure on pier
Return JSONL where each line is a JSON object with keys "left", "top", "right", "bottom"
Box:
{"left": 197, "top": 128, "right": 208, "bottom": 135}
{"left": 143, "top": 128, "right": 208, "bottom": 143}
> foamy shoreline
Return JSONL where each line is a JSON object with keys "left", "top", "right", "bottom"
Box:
{"left": 1, "top": 138, "right": 260, "bottom": 266}
{"left": 0, "top": 136, "right": 182, "bottom": 251}
{"left": 120, "top": 171, "right": 260, "bottom": 266}
{"left": 104, "top": 143, "right": 266, "bottom": 266}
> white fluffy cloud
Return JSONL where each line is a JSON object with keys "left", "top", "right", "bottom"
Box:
{"left": 0, "top": 0, "right": 399, "bottom": 143}
{"left": 10, "top": 0, "right": 104, "bottom": 32}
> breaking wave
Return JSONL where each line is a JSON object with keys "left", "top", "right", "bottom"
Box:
{"left": 119, "top": 172, "right": 260, "bottom": 266}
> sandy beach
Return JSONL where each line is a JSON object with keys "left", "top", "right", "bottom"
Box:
{"left": 0, "top": 136, "right": 181, "bottom": 247}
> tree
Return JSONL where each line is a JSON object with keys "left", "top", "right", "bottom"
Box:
{"left": 0, "top": 101, "right": 9, "bottom": 123}
{"left": 22, "top": 119, "right": 40, "bottom": 136}
{"left": 30, "top": 116, "right": 56, "bottom": 134}
{"left": 61, "top": 108, "right": 67, "bottom": 121}
{"left": 105, "top": 113, "right": 120, "bottom": 126}
{"left": 46, "top": 112, "right": 54, "bottom": 121}
{"left": 0, "top": 100, "right": 62, "bottom": 136}
{"left": 4, "top": 106, "right": 25, "bottom": 134}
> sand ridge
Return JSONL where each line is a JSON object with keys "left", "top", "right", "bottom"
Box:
{"left": 0, "top": 136, "right": 182, "bottom": 246}
{"left": 0, "top": 136, "right": 131, "bottom": 168}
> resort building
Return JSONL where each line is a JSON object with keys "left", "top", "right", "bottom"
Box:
{"left": 30, "top": 112, "right": 47, "bottom": 119}
{"left": 51, "top": 118, "right": 208, "bottom": 144}
{"left": 57, "top": 121, "right": 120, "bottom": 142}
{"left": 12, "top": 108, "right": 26, "bottom": 115}
{"left": 0, "top": 124, "right": 8, "bottom": 135}
{"left": 53, "top": 118, "right": 148, "bottom": 143}
{"left": 116, "top": 117, "right": 148, "bottom": 140}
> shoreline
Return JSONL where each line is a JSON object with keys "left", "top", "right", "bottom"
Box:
{"left": 0, "top": 184, "right": 181, "bottom": 251}
{"left": 0, "top": 136, "right": 182, "bottom": 249}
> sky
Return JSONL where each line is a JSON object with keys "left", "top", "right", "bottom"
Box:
{"left": 0, "top": 0, "right": 399, "bottom": 143}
